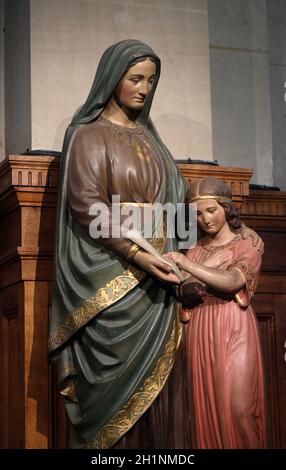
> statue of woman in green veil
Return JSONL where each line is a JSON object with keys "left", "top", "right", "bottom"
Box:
{"left": 49, "top": 39, "right": 190, "bottom": 449}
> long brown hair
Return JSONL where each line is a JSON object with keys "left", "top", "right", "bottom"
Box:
{"left": 188, "top": 177, "right": 241, "bottom": 230}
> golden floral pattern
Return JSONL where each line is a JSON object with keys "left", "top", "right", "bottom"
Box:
{"left": 227, "top": 257, "right": 257, "bottom": 307}
{"left": 49, "top": 236, "right": 167, "bottom": 352}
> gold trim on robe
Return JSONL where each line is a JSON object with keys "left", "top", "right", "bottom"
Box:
{"left": 86, "top": 316, "right": 182, "bottom": 449}
{"left": 228, "top": 258, "right": 257, "bottom": 308}
{"left": 60, "top": 380, "right": 78, "bottom": 403}
{"left": 49, "top": 235, "right": 167, "bottom": 352}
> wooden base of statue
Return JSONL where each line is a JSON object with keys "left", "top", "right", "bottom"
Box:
{"left": 0, "top": 156, "right": 286, "bottom": 448}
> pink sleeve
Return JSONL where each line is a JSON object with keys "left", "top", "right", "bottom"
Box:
{"left": 227, "top": 237, "right": 262, "bottom": 307}
{"left": 179, "top": 245, "right": 206, "bottom": 322}
{"left": 185, "top": 245, "right": 203, "bottom": 263}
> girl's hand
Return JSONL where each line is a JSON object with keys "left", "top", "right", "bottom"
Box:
{"left": 134, "top": 250, "right": 181, "bottom": 284}
{"left": 203, "top": 250, "right": 233, "bottom": 269}
{"left": 163, "top": 252, "right": 190, "bottom": 273}
{"left": 241, "top": 224, "right": 264, "bottom": 253}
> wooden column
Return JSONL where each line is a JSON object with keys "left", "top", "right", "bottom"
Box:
{"left": 0, "top": 155, "right": 67, "bottom": 448}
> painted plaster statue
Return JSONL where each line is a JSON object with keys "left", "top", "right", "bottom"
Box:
{"left": 165, "top": 177, "right": 266, "bottom": 448}
{"left": 49, "top": 39, "right": 191, "bottom": 449}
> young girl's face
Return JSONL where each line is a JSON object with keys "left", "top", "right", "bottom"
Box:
{"left": 196, "top": 199, "right": 227, "bottom": 236}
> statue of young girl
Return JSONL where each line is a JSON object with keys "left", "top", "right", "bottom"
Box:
{"left": 165, "top": 177, "right": 266, "bottom": 448}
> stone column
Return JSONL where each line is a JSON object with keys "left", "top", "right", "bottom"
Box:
{"left": 268, "top": 0, "right": 286, "bottom": 191}
{"left": 0, "top": 0, "right": 5, "bottom": 158}
{"left": 208, "top": 0, "right": 273, "bottom": 186}
{"left": 4, "top": 0, "right": 31, "bottom": 158}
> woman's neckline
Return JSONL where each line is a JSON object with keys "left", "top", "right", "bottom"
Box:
{"left": 99, "top": 114, "right": 143, "bottom": 133}
{"left": 199, "top": 233, "right": 241, "bottom": 251}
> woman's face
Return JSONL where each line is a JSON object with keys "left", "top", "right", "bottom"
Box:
{"left": 196, "top": 199, "right": 227, "bottom": 236}
{"left": 114, "top": 58, "right": 157, "bottom": 111}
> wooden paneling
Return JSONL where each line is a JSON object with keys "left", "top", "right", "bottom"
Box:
{"left": 254, "top": 295, "right": 280, "bottom": 447}
{"left": 239, "top": 186, "right": 286, "bottom": 448}
{"left": 0, "top": 285, "right": 23, "bottom": 448}
{"left": 177, "top": 163, "right": 253, "bottom": 203}
{"left": 22, "top": 281, "right": 50, "bottom": 448}
{"left": 273, "top": 294, "right": 286, "bottom": 448}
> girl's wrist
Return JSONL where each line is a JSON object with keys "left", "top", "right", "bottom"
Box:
{"left": 182, "top": 260, "right": 193, "bottom": 274}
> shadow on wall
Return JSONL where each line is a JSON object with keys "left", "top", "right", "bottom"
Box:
{"left": 52, "top": 115, "right": 74, "bottom": 151}
{"left": 153, "top": 113, "right": 212, "bottom": 160}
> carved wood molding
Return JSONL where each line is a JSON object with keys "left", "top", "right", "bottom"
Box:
{"left": 0, "top": 156, "right": 59, "bottom": 220}
{"left": 177, "top": 163, "right": 253, "bottom": 201}
{"left": 1, "top": 156, "right": 286, "bottom": 266}
{"left": 241, "top": 189, "right": 286, "bottom": 218}
{"left": 0, "top": 156, "right": 59, "bottom": 278}
{"left": 178, "top": 163, "right": 286, "bottom": 225}
{"left": 0, "top": 155, "right": 60, "bottom": 196}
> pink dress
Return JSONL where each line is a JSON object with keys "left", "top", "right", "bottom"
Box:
{"left": 183, "top": 235, "right": 266, "bottom": 448}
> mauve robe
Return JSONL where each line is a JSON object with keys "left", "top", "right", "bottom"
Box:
{"left": 182, "top": 235, "right": 266, "bottom": 449}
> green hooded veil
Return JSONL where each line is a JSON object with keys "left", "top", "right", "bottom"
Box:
{"left": 49, "top": 39, "right": 188, "bottom": 448}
